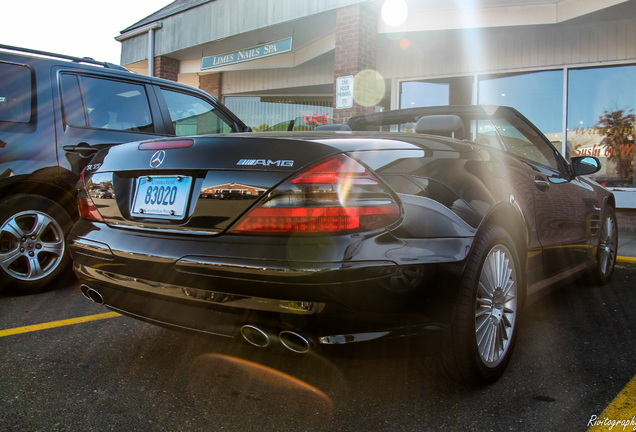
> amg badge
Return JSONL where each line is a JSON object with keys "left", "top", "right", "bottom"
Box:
{"left": 237, "top": 159, "right": 294, "bottom": 167}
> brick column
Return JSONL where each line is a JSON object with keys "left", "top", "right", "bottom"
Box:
{"left": 154, "top": 56, "right": 179, "bottom": 81}
{"left": 617, "top": 208, "right": 636, "bottom": 232}
{"left": 199, "top": 73, "right": 222, "bottom": 100}
{"left": 332, "top": 4, "right": 378, "bottom": 124}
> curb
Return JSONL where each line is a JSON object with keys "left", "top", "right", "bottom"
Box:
{"left": 617, "top": 256, "right": 636, "bottom": 265}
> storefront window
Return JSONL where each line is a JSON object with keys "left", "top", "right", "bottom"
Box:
{"left": 224, "top": 97, "right": 332, "bottom": 131}
{"left": 478, "top": 70, "right": 563, "bottom": 146}
{"left": 399, "top": 65, "right": 635, "bottom": 194}
{"left": 400, "top": 76, "right": 473, "bottom": 109}
{"left": 567, "top": 65, "right": 636, "bottom": 188}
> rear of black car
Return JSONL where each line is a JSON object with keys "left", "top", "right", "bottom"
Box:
{"left": 68, "top": 133, "right": 476, "bottom": 351}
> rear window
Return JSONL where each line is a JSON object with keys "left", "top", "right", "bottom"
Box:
{"left": 0, "top": 62, "right": 32, "bottom": 123}
{"left": 61, "top": 74, "right": 154, "bottom": 133}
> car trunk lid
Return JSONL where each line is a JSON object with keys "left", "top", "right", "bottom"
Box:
{"left": 81, "top": 135, "right": 345, "bottom": 235}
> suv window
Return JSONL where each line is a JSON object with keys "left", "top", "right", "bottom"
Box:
{"left": 161, "top": 88, "right": 233, "bottom": 136}
{"left": 0, "top": 62, "right": 32, "bottom": 123}
{"left": 61, "top": 74, "right": 154, "bottom": 133}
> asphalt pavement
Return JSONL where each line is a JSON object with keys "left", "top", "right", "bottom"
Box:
{"left": 2, "top": 266, "right": 636, "bottom": 431}
{"left": 1, "top": 230, "right": 635, "bottom": 430}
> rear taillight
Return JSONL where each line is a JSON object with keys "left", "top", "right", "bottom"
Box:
{"left": 77, "top": 170, "right": 104, "bottom": 222}
{"left": 230, "top": 154, "right": 400, "bottom": 234}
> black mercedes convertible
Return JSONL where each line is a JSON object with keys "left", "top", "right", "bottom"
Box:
{"left": 68, "top": 105, "right": 617, "bottom": 384}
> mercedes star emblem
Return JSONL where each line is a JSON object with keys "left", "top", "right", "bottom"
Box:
{"left": 149, "top": 150, "right": 166, "bottom": 168}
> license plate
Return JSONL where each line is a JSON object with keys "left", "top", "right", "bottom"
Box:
{"left": 131, "top": 176, "right": 192, "bottom": 219}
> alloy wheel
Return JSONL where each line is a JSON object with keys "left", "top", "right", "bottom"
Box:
{"left": 0, "top": 210, "right": 65, "bottom": 281}
{"left": 474, "top": 245, "right": 518, "bottom": 367}
{"left": 598, "top": 214, "right": 617, "bottom": 278}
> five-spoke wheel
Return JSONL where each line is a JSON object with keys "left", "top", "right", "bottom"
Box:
{"left": 0, "top": 195, "right": 73, "bottom": 294}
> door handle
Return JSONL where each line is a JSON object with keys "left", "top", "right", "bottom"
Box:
{"left": 63, "top": 143, "right": 99, "bottom": 157}
{"left": 534, "top": 176, "right": 550, "bottom": 191}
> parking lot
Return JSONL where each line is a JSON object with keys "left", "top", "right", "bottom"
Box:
{"left": 1, "top": 263, "right": 635, "bottom": 431}
{"left": 3, "top": 2, "right": 636, "bottom": 430}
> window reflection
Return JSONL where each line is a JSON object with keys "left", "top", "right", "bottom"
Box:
{"left": 489, "top": 113, "right": 559, "bottom": 170}
{"left": 224, "top": 96, "right": 333, "bottom": 131}
{"left": 400, "top": 76, "right": 473, "bottom": 109}
{"left": 0, "top": 63, "right": 32, "bottom": 123}
{"left": 162, "top": 89, "right": 233, "bottom": 136}
{"left": 399, "top": 65, "right": 636, "bottom": 189}
{"left": 567, "top": 65, "right": 636, "bottom": 187}
{"left": 78, "top": 76, "right": 154, "bottom": 133}
{"left": 478, "top": 71, "right": 563, "bottom": 147}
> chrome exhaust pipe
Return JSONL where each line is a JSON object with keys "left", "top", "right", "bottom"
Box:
{"left": 279, "top": 330, "right": 314, "bottom": 354}
{"left": 80, "top": 284, "right": 104, "bottom": 305}
{"left": 240, "top": 325, "right": 271, "bottom": 348}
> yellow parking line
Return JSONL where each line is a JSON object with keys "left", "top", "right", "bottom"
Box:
{"left": 587, "top": 374, "right": 636, "bottom": 431}
{"left": 0, "top": 312, "right": 121, "bottom": 338}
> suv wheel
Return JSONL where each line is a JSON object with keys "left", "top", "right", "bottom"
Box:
{"left": 0, "top": 194, "right": 74, "bottom": 294}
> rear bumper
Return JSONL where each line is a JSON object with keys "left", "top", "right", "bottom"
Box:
{"left": 69, "top": 220, "right": 471, "bottom": 345}
{"left": 76, "top": 269, "right": 449, "bottom": 347}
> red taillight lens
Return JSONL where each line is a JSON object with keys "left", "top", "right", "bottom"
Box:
{"left": 78, "top": 197, "right": 104, "bottom": 222}
{"left": 77, "top": 170, "right": 104, "bottom": 222}
{"left": 230, "top": 154, "right": 400, "bottom": 235}
{"left": 290, "top": 157, "right": 362, "bottom": 185}
{"left": 231, "top": 206, "right": 399, "bottom": 233}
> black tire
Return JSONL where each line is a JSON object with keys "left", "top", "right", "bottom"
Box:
{"left": 0, "top": 194, "right": 74, "bottom": 294}
{"left": 590, "top": 206, "right": 618, "bottom": 285}
{"left": 437, "top": 225, "right": 521, "bottom": 385}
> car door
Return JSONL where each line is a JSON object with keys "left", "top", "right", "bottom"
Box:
{"left": 54, "top": 71, "right": 167, "bottom": 186}
{"left": 492, "top": 110, "right": 598, "bottom": 277}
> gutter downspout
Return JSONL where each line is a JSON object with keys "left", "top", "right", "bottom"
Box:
{"left": 115, "top": 22, "right": 163, "bottom": 76}
{"left": 148, "top": 27, "right": 157, "bottom": 76}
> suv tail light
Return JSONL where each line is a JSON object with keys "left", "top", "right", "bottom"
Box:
{"left": 77, "top": 170, "right": 104, "bottom": 222}
{"left": 230, "top": 154, "right": 400, "bottom": 234}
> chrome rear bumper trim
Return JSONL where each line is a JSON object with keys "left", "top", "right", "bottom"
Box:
{"left": 76, "top": 264, "right": 325, "bottom": 315}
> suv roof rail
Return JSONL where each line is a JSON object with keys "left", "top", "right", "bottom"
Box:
{"left": 0, "top": 44, "right": 130, "bottom": 72}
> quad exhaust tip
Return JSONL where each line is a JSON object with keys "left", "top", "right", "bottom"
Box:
{"left": 80, "top": 284, "right": 104, "bottom": 305}
{"left": 240, "top": 325, "right": 272, "bottom": 348}
{"left": 279, "top": 330, "right": 314, "bottom": 354}
{"left": 240, "top": 325, "right": 314, "bottom": 354}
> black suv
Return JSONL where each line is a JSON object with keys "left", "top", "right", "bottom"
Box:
{"left": 0, "top": 45, "right": 248, "bottom": 294}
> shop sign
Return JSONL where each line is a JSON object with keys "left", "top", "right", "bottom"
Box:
{"left": 201, "top": 38, "right": 293, "bottom": 70}
{"left": 304, "top": 114, "right": 329, "bottom": 126}
{"left": 336, "top": 76, "right": 354, "bottom": 109}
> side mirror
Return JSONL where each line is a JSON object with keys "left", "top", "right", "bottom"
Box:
{"left": 571, "top": 156, "right": 601, "bottom": 177}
